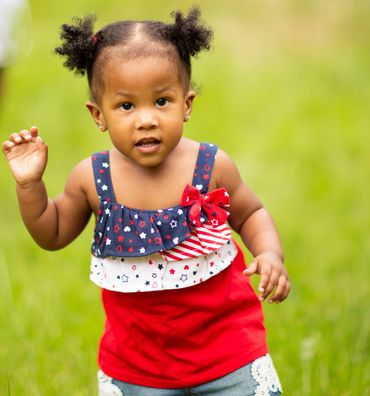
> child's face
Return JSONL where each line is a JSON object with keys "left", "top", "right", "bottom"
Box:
{"left": 87, "top": 54, "right": 195, "bottom": 168}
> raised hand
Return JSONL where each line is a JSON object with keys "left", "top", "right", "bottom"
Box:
{"left": 243, "top": 251, "right": 290, "bottom": 304}
{"left": 2, "top": 126, "right": 48, "bottom": 186}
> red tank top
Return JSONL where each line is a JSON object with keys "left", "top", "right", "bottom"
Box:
{"left": 98, "top": 241, "right": 268, "bottom": 388}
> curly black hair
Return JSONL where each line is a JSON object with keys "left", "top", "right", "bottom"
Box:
{"left": 54, "top": 7, "right": 213, "bottom": 101}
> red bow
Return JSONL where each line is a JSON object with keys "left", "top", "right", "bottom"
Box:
{"left": 181, "top": 184, "right": 230, "bottom": 227}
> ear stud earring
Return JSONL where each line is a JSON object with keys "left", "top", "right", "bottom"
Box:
{"left": 184, "top": 114, "right": 191, "bottom": 122}
{"left": 99, "top": 125, "right": 107, "bottom": 131}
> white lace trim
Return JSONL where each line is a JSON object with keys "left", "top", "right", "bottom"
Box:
{"left": 90, "top": 240, "right": 237, "bottom": 292}
{"left": 251, "top": 355, "right": 283, "bottom": 395}
{"left": 97, "top": 370, "right": 123, "bottom": 396}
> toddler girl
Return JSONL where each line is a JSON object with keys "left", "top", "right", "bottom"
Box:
{"left": 2, "top": 8, "right": 290, "bottom": 396}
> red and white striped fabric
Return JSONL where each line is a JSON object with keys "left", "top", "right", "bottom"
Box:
{"left": 160, "top": 222, "right": 232, "bottom": 262}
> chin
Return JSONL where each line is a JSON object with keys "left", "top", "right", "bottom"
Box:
{"left": 137, "top": 157, "right": 164, "bottom": 168}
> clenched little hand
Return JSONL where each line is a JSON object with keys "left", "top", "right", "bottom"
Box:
{"left": 243, "top": 252, "right": 290, "bottom": 304}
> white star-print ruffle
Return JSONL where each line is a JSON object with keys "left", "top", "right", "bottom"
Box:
{"left": 90, "top": 240, "right": 237, "bottom": 292}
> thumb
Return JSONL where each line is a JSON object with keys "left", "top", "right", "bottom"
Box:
{"left": 36, "top": 135, "right": 45, "bottom": 146}
{"left": 243, "top": 259, "right": 259, "bottom": 276}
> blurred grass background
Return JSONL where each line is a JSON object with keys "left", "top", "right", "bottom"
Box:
{"left": 0, "top": 0, "right": 369, "bottom": 394}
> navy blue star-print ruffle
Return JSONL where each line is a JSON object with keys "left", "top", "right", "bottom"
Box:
{"left": 91, "top": 143, "right": 218, "bottom": 258}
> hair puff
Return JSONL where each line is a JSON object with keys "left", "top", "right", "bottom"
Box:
{"left": 166, "top": 7, "right": 213, "bottom": 60}
{"left": 54, "top": 14, "right": 97, "bottom": 76}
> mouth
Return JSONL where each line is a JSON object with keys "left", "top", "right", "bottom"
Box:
{"left": 134, "top": 137, "right": 161, "bottom": 153}
{"left": 135, "top": 137, "right": 161, "bottom": 147}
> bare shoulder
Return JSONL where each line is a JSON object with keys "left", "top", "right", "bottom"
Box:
{"left": 211, "top": 147, "right": 263, "bottom": 231}
{"left": 68, "top": 156, "right": 103, "bottom": 213}
{"left": 61, "top": 157, "right": 96, "bottom": 211}
{"left": 65, "top": 157, "right": 93, "bottom": 191}
{"left": 211, "top": 147, "right": 243, "bottom": 193}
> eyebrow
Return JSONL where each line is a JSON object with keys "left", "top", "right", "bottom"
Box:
{"left": 113, "top": 87, "right": 177, "bottom": 99}
{"left": 153, "top": 86, "right": 177, "bottom": 94}
{"left": 113, "top": 91, "right": 133, "bottom": 99}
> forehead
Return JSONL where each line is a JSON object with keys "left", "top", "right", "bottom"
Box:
{"left": 102, "top": 55, "right": 182, "bottom": 96}
{"left": 91, "top": 43, "right": 189, "bottom": 101}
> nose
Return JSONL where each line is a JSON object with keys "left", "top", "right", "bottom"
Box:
{"left": 135, "top": 108, "right": 159, "bottom": 130}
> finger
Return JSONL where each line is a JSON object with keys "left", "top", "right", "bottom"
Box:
{"left": 9, "top": 133, "right": 23, "bottom": 144}
{"left": 262, "top": 271, "right": 280, "bottom": 301}
{"left": 258, "top": 264, "right": 272, "bottom": 300}
{"left": 2, "top": 140, "right": 15, "bottom": 153}
{"left": 243, "top": 260, "right": 258, "bottom": 276}
{"left": 36, "top": 135, "right": 43, "bottom": 144}
{"left": 29, "top": 126, "right": 39, "bottom": 137}
{"left": 281, "top": 280, "right": 291, "bottom": 301}
{"left": 19, "top": 129, "right": 32, "bottom": 141}
{"left": 269, "top": 278, "right": 290, "bottom": 303}
{"left": 35, "top": 135, "right": 47, "bottom": 149}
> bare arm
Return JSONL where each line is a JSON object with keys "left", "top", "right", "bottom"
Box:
{"left": 213, "top": 149, "right": 290, "bottom": 303}
{"left": 3, "top": 127, "right": 92, "bottom": 250}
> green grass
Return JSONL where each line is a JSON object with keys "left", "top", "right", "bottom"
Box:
{"left": 1, "top": 0, "right": 369, "bottom": 394}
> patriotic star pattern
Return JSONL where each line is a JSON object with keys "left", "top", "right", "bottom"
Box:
{"left": 91, "top": 143, "right": 231, "bottom": 261}
{"left": 90, "top": 240, "right": 237, "bottom": 292}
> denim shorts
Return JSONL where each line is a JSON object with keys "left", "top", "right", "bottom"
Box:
{"left": 97, "top": 354, "right": 282, "bottom": 396}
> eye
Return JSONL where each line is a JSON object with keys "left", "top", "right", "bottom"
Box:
{"left": 156, "top": 97, "right": 169, "bottom": 107}
{"left": 120, "top": 102, "right": 134, "bottom": 111}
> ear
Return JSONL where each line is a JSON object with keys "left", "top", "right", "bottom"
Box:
{"left": 86, "top": 101, "right": 107, "bottom": 131}
{"left": 183, "top": 90, "right": 196, "bottom": 122}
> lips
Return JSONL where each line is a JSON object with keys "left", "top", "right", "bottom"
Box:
{"left": 134, "top": 137, "right": 161, "bottom": 154}
{"left": 135, "top": 137, "right": 161, "bottom": 147}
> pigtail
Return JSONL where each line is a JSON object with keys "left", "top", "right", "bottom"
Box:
{"left": 54, "top": 14, "right": 97, "bottom": 76}
{"left": 166, "top": 7, "right": 213, "bottom": 60}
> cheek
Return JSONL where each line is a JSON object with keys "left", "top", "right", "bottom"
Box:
{"left": 106, "top": 114, "right": 132, "bottom": 132}
{"left": 167, "top": 109, "right": 185, "bottom": 124}
{"left": 108, "top": 130, "right": 125, "bottom": 146}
